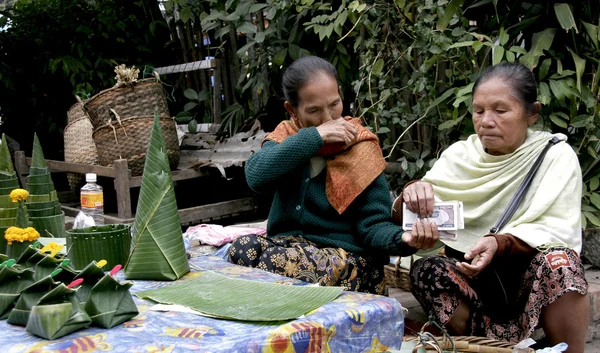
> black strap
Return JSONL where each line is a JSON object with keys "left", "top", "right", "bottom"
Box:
{"left": 489, "top": 136, "right": 561, "bottom": 234}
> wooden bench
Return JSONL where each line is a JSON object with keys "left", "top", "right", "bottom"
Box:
{"left": 14, "top": 151, "right": 256, "bottom": 225}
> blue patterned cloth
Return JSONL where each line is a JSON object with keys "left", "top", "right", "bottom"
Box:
{"left": 0, "top": 254, "right": 404, "bottom": 353}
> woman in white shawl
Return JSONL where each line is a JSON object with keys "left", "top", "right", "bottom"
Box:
{"left": 396, "top": 62, "right": 589, "bottom": 352}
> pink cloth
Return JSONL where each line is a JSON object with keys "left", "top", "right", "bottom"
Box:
{"left": 184, "top": 224, "right": 267, "bottom": 246}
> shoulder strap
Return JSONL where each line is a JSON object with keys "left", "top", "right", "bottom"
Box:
{"left": 489, "top": 136, "right": 561, "bottom": 234}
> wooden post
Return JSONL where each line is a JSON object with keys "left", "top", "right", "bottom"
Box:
{"left": 213, "top": 59, "right": 222, "bottom": 124}
{"left": 113, "top": 159, "right": 132, "bottom": 219}
{"left": 14, "top": 151, "right": 29, "bottom": 188}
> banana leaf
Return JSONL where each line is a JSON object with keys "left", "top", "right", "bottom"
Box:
{"left": 26, "top": 174, "right": 52, "bottom": 185}
{"left": 7, "top": 241, "right": 33, "bottom": 259}
{"left": 7, "top": 275, "right": 60, "bottom": 326}
{"left": 0, "top": 195, "right": 14, "bottom": 208}
{"left": 27, "top": 183, "right": 55, "bottom": 195}
{"left": 0, "top": 178, "right": 19, "bottom": 189}
{"left": 73, "top": 261, "right": 106, "bottom": 304}
{"left": 0, "top": 135, "right": 14, "bottom": 175}
{"left": 0, "top": 229, "right": 7, "bottom": 255}
{"left": 66, "top": 224, "right": 131, "bottom": 270}
{"left": 30, "top": 212, "right": 66, "bottom": 238}
{"left": 27, "top": 192, "right": 57, "bottom": 203}
{"left": 15, "top": 243, "right": 40, "bottom": 266}
{"left": 0, "top": 186, "right": 17, "bottom": 195}
{"left": 28, "top": 206, "right": 61, "bottom": 218}
{"left": 31, "top": 254, "right": 77, "bottom": 283}
{"left": 0, "top": 207, "right": 18, "bottom": 218}
{"left": 0, "top": 217, "right": 15, "bottom": 226}
{"left": 0, "top": 254, "right": 6, "bottom": 262}
{"left": 136, "top": 271, "right": 343, "bottom": 322}
{"left": 31, "top": 134, "right": 48, "bottom": 170}
{"left": 26, "top": 284, "right": 91, "bottom": 339}
{"left": 124, "top": 112, "right": 189, "bottom": 280}
{"left": 85, "top": 274, "right": 138, "bottom": 328}
{"left": 0, "top": 266, "right": 35, "bottom": 319}
{"left": 26, "top": 199, "right": 59, "bottom": 210}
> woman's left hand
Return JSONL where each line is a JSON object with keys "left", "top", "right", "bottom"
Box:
{"left": 456, "top": 236, "right": 498, "bottom": 277}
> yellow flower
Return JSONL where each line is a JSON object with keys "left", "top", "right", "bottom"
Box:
{"left": 4, "top": 226, "right": 39, "bottom": 245}
{"left": 9, "top": 189, "right": 29, "bottom": 202}
{"left": 40, "top": 241, "right": 63, "bottom": 258}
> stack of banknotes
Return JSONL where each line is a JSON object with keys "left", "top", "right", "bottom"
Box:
{"left": 402, "top": 201, "right": 464, "bottom": 240}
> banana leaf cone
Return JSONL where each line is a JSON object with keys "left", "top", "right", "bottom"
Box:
{"left": 15, "top": 242, "right": 41, "bottom": 267}
{"left": 0, "top": 134, "right": 19, "bottom": 193}
{"left": 7, "top": 275, "right": 60, "bottom": 326}
{"left": 26, "top": 134, "right": 66, "bottom": 239}
{"left": 0, "top": 226, "right": 8, "bottom": 255}
{"left": 25, "top": 283, "right": 91, "bottom": 339}
{"left": 30, "top": 254, "right": 77, "bottom": 283}
{"left": 124, "top": 112, "right": 189, "bottom": 280}
{"left": 0, "top": 266, "right": 35, "bottom": 319}
{"left": 7, "top": 241, "right": 34, "bottom": 260}
{"left": 84, "top": 274, "right": 138, "bottom": 328}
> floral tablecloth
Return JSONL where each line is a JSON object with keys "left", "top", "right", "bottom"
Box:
{"left": 0, "top": 255, "right": 405, "bottom": 353}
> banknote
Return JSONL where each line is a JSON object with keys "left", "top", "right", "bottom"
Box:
{"left": 402, "top": 201, "right": 464, "bottom": 232}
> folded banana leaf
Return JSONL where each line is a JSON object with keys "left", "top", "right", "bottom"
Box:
{"left": 15, "top": 243, "right": 40, "bottom": 266}
{"left": 85, "top": 274, "right": 138, "bottom": 328}
{"left": 66, "top": 224, "right": 131, "bottom": 270}
{"left": 0, "top": 266, "right": 35, "bottom": 319}
{"left": 30, "top": 253, "right": 77, "bottom": 283}
{"left": 136, "top": 271, "right": 343, "bottom": 322}
{"left": 25, "top": 283, "right": 91, "bottom": 339}
{"left": 7, "top": 275, "right": 60, "bottom": 326}
{"left": 0, "top": 135, "right": 15, "bottom": 177}
{"left": 124, "top": 112, "right": 189, "bottom": 281}
{"left": 7, "top": 241, "right": 33, "bottom": 259}
{"left": 73, "top": 261, "right": 106, "bottom": 304}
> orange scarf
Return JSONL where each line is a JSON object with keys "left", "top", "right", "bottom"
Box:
{"left": 264, "top": 117, "right": 387, "bottom": 214}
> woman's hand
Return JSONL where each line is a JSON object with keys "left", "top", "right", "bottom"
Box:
{"left": 403, "top": 181, "right": 435, "bottom": 217}
{"left": 316, "top": 118, "right": 358, "bottom": 148}
{"left": 456, "top": 236, "right": 499, "bottom": 277}
{"left": 401, "top": 219, "right": 439, "bottom": 250}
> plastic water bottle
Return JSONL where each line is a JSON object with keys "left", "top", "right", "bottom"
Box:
{"left": 80, "top": 173, "right": 104, "bottom": 225}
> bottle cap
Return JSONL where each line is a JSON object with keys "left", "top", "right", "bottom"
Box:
{"left": 85, "top": 173, "right": 97, "bottom": 183}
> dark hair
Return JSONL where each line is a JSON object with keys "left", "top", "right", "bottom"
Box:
{"left": 472, "top": 62, "right": 538, "bottom": 113}
{"left": 282, "top": 56, "right": 339, "bottom": 107}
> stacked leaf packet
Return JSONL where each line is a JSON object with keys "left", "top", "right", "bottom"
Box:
{"left": 74, "top": 261, "right": 138, "bottom": 328}
{"left": 0, "top": 134, "right": 21, "bottom": 254}
{"left": 124, "top": 112, "right": 189, "bottom": 280}
{"left": 26, "top": 134, "right": 66, "bottom": 238}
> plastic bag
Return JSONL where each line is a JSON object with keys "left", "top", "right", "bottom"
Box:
{"left": 73, "top": 211, "right": 96, "bottom": 229}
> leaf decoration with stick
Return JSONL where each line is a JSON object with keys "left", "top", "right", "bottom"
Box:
{"left": 124, "top": 111, "right": 189, "bottom": 280}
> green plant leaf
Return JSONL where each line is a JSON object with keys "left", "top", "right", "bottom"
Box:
{"left": 372, "top": 59, "right": 384, "bottom": 76}
{"left": 124, "top": 112, "right": 190, "bottom": 281}
{"left": 198, "top": 90, "right": 209, "bottom": 102}
{"left": 499, "top": 27, "right": 509, "bottom": 45}
{"left": 288, "top": 44, "right": 301, "bottom": 60}
{"left": 520, "top": 28, "right": 556, "bottom": 68}
{"left": 184, "top": 102, "right": 198, "bottom": 112}
{"left": 549, "top": 114, "right": 568, "bottom": 128}
{"left": 448, "top": 41, "right": 476, "bottom": 49}
{"left": 538, "top": 58, "right": 552, "bottom": 80}
{"left": 236, "top": 41, "right": 256, "bottom": 56}
{"left": 183, "top": 88, "right": 198, "bottom": 101}
{"left": 437, "top": 0, "right": 465, "bottom": 30}
{"left": 174, "top": 112, "right": 193, "bottom": 124}
{"left": 554, "top": 3, "right": 578, "bottom": 34}
{"left": 493, "top": 46, "right": 505, "bottom": 65}
{"left": 273, "top": 48, "right": 287, "bottom": 66}
{"left": 590, "top": 193, "right": 600, "bottom": 210}
{"left": 136, "top": 270, "right": 342, "bottom": 321}
{"left": 506, "top": 50, "right": 515, "bottom": 63}
{"left": 255, "top": 31, "right": 265, "bottom": 43}
{"left": 567, "top": 47, "right": 586, "bottom": 93}
{"left": 582, "top": 21, "right": 599, "bottom": 49}
{"left": 237, "top": 22, "right": 256, "bottom": 34}
{"left": 590, "top": 177, "right": 600, "bottom": 191}
{"left": 180, "top": 7, "right": 191, "bottom": 23}
{"left": 438, "top": 116, "right": 464, "bottom": 130}
{"left": 248, "top": 4, "right": 268, "bottom": 13}
{"left": 584, "top": 211, "right": 600, "bottom": 227}
{"left": 188, "top": 119, "right": 198, "bottom": 134}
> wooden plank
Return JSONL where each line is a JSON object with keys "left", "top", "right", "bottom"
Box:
{"left": 114, "top": 159, "right": 132, "bottom": 219}
{"left": 154, "top": 59, "right": 216, "bottom": 75}
{"left": 178, "top": 198, "right": 255, "bottom": 224}
{"left": 128, "top": 168, "right": 210, "bottom": 188}
{"left": 61, "top": 205, "right": 134, "bottom": 224}
{"left": 212, "top": 59, "right": 222, "bottom": 124}
{"left": 23, "top": 157, "right": 117, "bottom": 178}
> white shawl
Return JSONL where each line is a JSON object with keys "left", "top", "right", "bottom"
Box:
{"left": 422, "top": 129, "right": 582, "bottom": 254}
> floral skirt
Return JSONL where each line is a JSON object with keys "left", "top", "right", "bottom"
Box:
{"left": 410, "top": 246, "right": 588, "bottom": 342}
{"left": 228, "top": 235, "right": 386, "bottom": 294}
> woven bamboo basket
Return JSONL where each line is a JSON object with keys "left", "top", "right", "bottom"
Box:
{"left": 92, "top": 116, "right": 179, "bottom": 176}
{"left": 403, "top": 335, "right": 535, "bottom": 353}
{"left": 384, "top": 256, "right": 413, "bottom": 291}
{"left": 83, "top": 79, "right": 170, "bottom": 130}
{"left": 64, "top": 99, "right": 99, "bottom": 194}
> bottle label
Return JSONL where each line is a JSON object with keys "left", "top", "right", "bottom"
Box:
{"left": 81, "top": 193, "right": 104, "bottom": 208}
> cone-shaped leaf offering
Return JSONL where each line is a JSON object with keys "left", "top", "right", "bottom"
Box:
{"left": 0, "top": 266, "right": 35, "bottom": 319}
{"left": 74, "top": 261, "right": 107, "bottom": 304}
{"left": 15, "top": 201, "right": 28, "bottom": 228}
{"left": 84, "top": 274, "right": 138, "bottom": 328}
{"left": 25, "top": 284, "right": 91, "bottom": 339}
{"left": 124, "top": 112, "right": 189, "bottom": 280}
{"left": 26, "top": 134, "right": 65, "bottom": 238}
{"left": 0, "top": 135, "right": 15, "bottom": 177}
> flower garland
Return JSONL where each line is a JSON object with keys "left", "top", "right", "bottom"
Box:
{"left": 5, "top": 226, "right": 40, "bottom": 245}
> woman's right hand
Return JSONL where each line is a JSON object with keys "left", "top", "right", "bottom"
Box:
{"left": 401, "top": 219, "right": 439, "bottom": 249}
{"left": 403, "top": 181, "right": 435, "bottom": 218}
{"left": 316, "top": 118, "right": 358, "bottom": 147}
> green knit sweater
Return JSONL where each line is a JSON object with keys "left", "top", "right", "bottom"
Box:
{"left": 245, "top": 126, "right": 415, "bottom": 257}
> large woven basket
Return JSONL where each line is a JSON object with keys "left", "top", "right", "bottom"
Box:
{"left": 64, "top": 100, "right": 99, "bottom": 194}
{"left": 83, "top": 79, "right": 170, "bottom": 130}
{"left": 92, "top": 116, "right": 179, "bottom": 176}
{"left": 403, "top": 335, "right": 535, "bottom": 353}
{"left": 66, "top": 224, "right": 132, "bottom": 270}
{"left": 384, "top": 256, "right": 413, "bottom": 291}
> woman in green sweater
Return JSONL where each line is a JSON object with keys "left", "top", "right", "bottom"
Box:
{"left": 228, "top": 56, "right": 437, "bottom": 294}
